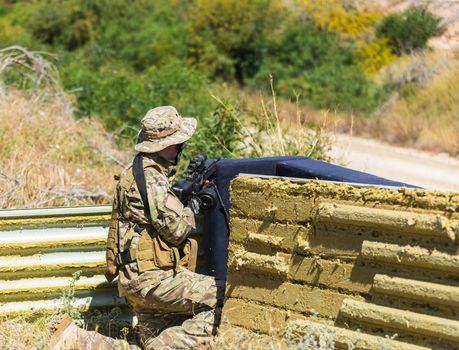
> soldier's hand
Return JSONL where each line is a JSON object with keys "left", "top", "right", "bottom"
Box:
{"left": 188, "top": 197, "right": 200, "bottom": 215}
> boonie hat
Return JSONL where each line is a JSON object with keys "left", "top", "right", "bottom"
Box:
{"left": 135, "top": 106, "right": 197, "bottom": 153}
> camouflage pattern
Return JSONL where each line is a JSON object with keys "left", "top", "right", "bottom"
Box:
{"left": 68, "top": 328, "right": 136, "bottom": 349}
{"left": 120, "top": 267, "right": 225, "bottom": 349}
{"left": 143, "top": 162, "right": 195, "bottom": 246}
{"left": 57, "top": 107, "right": 222, "bottom": 349}
{"left": 114, "top": 152, "right": 224, "bottom": 349}
{"left": 135, "top": 106, "right": 197, "bottom": 154}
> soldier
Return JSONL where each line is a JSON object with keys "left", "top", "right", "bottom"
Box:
{"left": 52, "top": 106, "right": 225, "bottom": 350}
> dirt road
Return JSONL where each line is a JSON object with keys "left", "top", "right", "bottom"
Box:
{"left": 330, "top": 134, "right": 459, "bottom": 192}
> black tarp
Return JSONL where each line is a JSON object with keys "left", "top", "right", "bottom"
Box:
{"left": 202, "top": 156, "right": 417, "bottom": 281}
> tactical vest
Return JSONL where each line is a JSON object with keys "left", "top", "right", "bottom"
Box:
{"left": 105, "top": 160, "right": 198, "bottom": 282}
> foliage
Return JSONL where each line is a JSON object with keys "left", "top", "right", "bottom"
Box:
{"left": 4, "top": 0, "right": 450, "bottom": 159}
{"left": 301, "top": 0, "right": 395, "bottom": 74}
{"left": 375, "top": 51, "right": 452, "bottom": 90}
{"left": 251, "top": 22, "right": 386, "bottom": 113}
{"left": 84, "top": 307, "right": 132, "bottom": 339}
{"left": 0, "top": 87, "right": 128, "bottom": 208}
{"left": 302, "top": 0, "right": 380, "bottom": 37}
{"left": 251, "top": 79, "right": 332, "bottom": 161}
{"left": 376, "top": 6, "right": 440, "bottom": 55}
{"left": 99, "top": 0, "right": 189, "bottom": 70}
{"left": 61, "top": 59, "right": 213, "bottom": 132}
{"left": 358, "top": 37, "right": 396, "bottom": 74}
{"left": 60, "top": 270, "right": 84, "bottom": 325}
{"left": 0, "top": 1, "right": 35, "bottom": 48}
{"left": 188, "top": 0, "right": 287, "bottom": 82}
{"left": 188, "top": 98, "right": 246, "bottom": 159}
{"left": 28, "top": 0, "right": 107, "bottom": 50}
{"left": 188, "top": 85, "right": 332, "bottom": 163}
{"left": 0, "top": 0, "right": 408, "bottom": 119}
{"left": 0, "top": 314, "right": 55, "bottom": 349}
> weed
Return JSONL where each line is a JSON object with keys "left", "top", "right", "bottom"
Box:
{"left": 0, "top": 46, "right": 61, "bottom": 93}
{"left": 214, "top": 319, "right": 340, "bottom": 350}
{"left": 243, "top": 76, "right": 332, "bottom": 161}
{"left": 283, "top": 320, "right": 336, "bottom": 350}
{"left": 59, "top": 270, "right": 84, "bottom": 325}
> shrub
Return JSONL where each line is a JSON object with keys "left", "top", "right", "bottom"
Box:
{"left": 60, "top": 61, "right": 148, "bottom": 128}
{"left": 187, "top": 98, "right": 246, "bottom": 160}
{"left": 61, "top": 59, "right": 213, "bottom": 133}
{"left": 0, "top": 2, "right": 36, "bottom": 48}
{"left": 188, "top": 0, "right": 287, "bottom": 83}
{"left": 99, "top": 0, "right": 189, "bottom": 70}
{"left": 302, "top": 0, "right": 380, "bottom": 37}
{"left": 376, "top": 6, "right": 440, "bottom": 55}
{"left": 358, "top": 38, "right": 395, "bottom": 74}
{"left": 27, "top": 0, "right": 107, "bottom": 50}
{"left": 251, "top": 22, "right": 386, "bottom": 113}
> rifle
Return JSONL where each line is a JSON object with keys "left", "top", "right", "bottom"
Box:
{"left": 172, "top": 153, "right": 230, "bottom": 231}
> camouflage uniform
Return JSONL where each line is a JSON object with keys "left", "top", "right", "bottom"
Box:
{"left": 115, "top": 153, "right": 225, "bottom": 350}
{"left": 55, "top": 107, "right": 224, "bottom": 350}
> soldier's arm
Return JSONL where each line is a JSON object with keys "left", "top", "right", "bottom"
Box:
{"left": 145, "top": 167, "right": 196, "bottom": 245}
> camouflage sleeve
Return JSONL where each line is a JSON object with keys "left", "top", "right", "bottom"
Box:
{"left": 145, "top": 167, "right": 196, "bottom": 245}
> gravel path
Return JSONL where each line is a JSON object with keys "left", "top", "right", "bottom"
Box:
{"left": 330, "top": 134, "right": 459, "bottom": 192}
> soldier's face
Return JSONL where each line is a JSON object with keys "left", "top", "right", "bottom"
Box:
{"left": 158, "top": 144, "right": 180, "bottom": 161}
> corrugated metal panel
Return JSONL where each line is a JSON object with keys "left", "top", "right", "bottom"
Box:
{"left": 0, "top": 206, "right": 114, "bottom": 315}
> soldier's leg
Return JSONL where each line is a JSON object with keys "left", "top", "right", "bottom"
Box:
{"left": 51, "top": 315, "right": 139, "bottom": 350}
{"left": 143, "top": 308, "right": 221, "bottom": 350}
{"left": 135, "top": 312, "right": 190, "bottom": 343}
{"left": 72, "top": 328, "right": 138, "bottom": 350}
{"left": 122, "top": 267, "right": 225, "bottom": 348}
{"left": 142, "top": 267, "right": 225, "bottom": 312}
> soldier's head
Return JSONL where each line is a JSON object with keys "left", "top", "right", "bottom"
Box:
{"left": 135, "top": 106, "right": 197, "bottom": 164}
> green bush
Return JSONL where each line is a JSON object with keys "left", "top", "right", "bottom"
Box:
{"left": 99, "top": 1, "right": 189, "bottom": 70}
{"left": 2, "top": 0, "right": 394, "bottom": 132}
{"left": 60, "top": 59, "right": 214, "bottom": 133}
{"left": 251, "top": 21, "right": 386, "bottom": 113}
{"left": 376, "top": 7, "right": 440, "bottom": 55}
{"left": 186, "top": 99, "right": 245, "bottom": 160}
{"left": 27, "top": 0, "right": 107, "bottom": 50}
{"left": 188, "top": 0, "right": 287, "bottom": 83}
{"left": 0, "top": 2, "right": 36, "bottom": 48}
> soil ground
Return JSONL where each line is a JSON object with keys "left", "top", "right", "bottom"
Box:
{"left": 330, "top": 134, "right": 459, "bottom": 192}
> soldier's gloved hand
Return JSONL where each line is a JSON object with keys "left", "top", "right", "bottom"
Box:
{"left": 188, "top": 197, "right": 200, "bottom": 215}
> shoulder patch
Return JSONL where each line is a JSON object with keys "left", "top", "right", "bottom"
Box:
{"left": 165, "top": 194, "right": 184, "bottom": 216}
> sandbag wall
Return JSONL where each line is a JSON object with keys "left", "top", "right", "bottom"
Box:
{"left": 224, "top": 175, "right": 459, "bottom": 350}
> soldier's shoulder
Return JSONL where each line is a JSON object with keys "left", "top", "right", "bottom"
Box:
{"left": 143, "top": 158, "right": 166, "bottom": 175}
{"left": 114, "top": 163, "right": 134, "bottom": 189}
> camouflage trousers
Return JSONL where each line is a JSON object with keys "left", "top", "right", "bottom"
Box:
{"left": 121, "top": 267, "right": 225, "bottom": 349}
{"left": 71, "top": 267, "right": 224, "bottom": 350}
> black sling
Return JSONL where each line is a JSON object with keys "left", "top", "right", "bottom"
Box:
{"left": 132, "top": 154, "right": 151, "bottom": 219}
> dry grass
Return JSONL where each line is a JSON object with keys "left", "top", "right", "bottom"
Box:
{"left": 212, "top": 319, "right": 337, "bottom": 350}
{"left": 377, "top": 58, "right": 459, "bottom": 155}
{"left": 0, "top": 46, "right": 61, "bottom": 95}
{"left": 0, "top": 314, "right": 60, "bottom": 350}
{"left": 0, "top": 89, "right": 131, "bottom": 209}
{"left": 224, "top": 80, "right": 334, "bottom": 162}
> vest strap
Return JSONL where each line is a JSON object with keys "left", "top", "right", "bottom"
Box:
{"left": 187, "top": 238, "right": 198, "bottom": 272}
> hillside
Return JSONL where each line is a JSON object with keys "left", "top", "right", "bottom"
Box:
{"left": 0, "top": 89, "right": 130, "bottom": 209}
